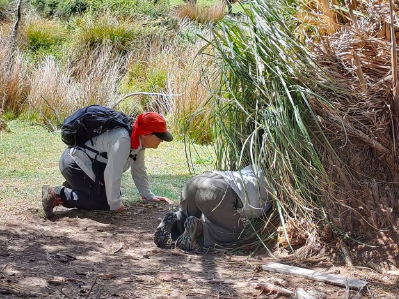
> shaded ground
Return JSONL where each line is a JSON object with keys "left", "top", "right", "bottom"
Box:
{"left": 0, "top": 203, "right": 398, "bottom": 298}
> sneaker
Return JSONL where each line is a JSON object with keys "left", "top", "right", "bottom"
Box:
{"left": 175, "top": 216, "right": 203, "bottom": 251}
{"left": 154, "top": 211, "right": 177, "bottom": 248}
{"left": 42, "top": 185, "right": 63, "bottom": 219}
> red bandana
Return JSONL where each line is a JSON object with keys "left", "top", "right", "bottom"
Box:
{"left": 130, "top": 112, "right": 168, "bottom": 149}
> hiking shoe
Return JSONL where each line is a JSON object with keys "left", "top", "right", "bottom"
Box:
{"left": 42, "top": 185, "right": 63, "bottom": 219}
{"left": 175, "top": 216, "right": 203, "bottom": 251}
{"left": 154, "top": 211, "right": 177, "bottom": 248}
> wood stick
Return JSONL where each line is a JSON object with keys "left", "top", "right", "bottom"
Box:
{"left": 262, "top": 262, "right": 367, "bottom": 290}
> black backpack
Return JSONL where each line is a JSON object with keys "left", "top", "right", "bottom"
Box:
{"left": 61, "top": 105, "right": 134, "bottom": 147}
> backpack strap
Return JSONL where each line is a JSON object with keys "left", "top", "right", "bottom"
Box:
{"left": 77, "top": 144, "right": 108, "bottom": 160}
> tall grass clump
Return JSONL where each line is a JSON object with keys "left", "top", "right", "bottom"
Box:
{"left": 177, "top": 2, "right": 225, "bottom": 24}
{"left": 69, "top": 14, "right": 165, "bottom": 61}
{"left": 0, "top": 37, "right": 30, "bottom": 117}
{"left": 167, "top": 43, "right": 216, "bottom": 144}
{"left": 205, "top": 0, "right": 339, "bottom": 253}
{"left": 86, "top": 0, "right": 170, "bottom": 18}
{"left": 22, "top": 19, "right": 68, "bottom": 60}
{"left": 26, "top": 44, "right": 126, "bottom": 123}
{"left": 30, "top": 0, "right": 88, "bottom": 18}
{"left": 0, "top": 0, "right": 9, "bottom": 21}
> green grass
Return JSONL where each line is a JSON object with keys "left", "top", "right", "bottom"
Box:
{"left": 0, "top": 120, "right": 214, "bottom": 213}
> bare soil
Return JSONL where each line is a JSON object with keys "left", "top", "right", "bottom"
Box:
{"left": 0, "top": 203, "right": 398, "bottom": 298}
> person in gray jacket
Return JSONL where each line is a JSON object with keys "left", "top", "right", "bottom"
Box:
{"left": 154, "top": 165, "right": 272, "bottom": 251}
{"left": 42, "top": 112, "right": 173, "bottom": 219}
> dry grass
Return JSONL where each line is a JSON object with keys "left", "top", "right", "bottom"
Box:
{"left": 293, "top": 0, "right": 399, "bottom": 255}
{"left": 0, "top": 37, "right": 30, "bottom": 115}
{"left": 26, "top": 45, "right": 126, "bottom": 125}
{"left": 0, "top": 14, "right": 215, "bottom": 142}
{"left": 117, "top": 34, "right": 215, "bottom": 143}
{"left": 176, "top": 2, "right": 226, "bottom": 24}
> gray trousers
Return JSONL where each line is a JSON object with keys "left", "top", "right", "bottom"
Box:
{"left": 54, "top": 149, "right": 110, "bottom": 210}
{"left": 176, "top": 172, "right": 244, "bottom": 247}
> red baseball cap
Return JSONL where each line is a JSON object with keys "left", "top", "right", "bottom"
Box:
{"left": 131, "top": 112, "right": 173, "bottom": 149}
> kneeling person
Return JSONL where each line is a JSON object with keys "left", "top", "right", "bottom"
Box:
{"left": 42, "top": 111, "right": 173, "bottom": 219}
{"left": 154, "top": 165, "right": 272, "bottom": 251}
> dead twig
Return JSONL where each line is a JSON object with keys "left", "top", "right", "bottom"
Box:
{"left": 41, "top": 96, "right": 62, "bottom": 126}
{"left": 58, "top": 282, "right": 73, "bottom": 299}
{"left": 0, "top": 263, "right": 9, "bottom": 273}
{"left": 85, "top": 276, "right": 99, "bottom": 299}
{"left": 339, "top": 239, "right": 353, "bottom": 267}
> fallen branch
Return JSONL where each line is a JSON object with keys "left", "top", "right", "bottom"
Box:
{"left": 262, "top": 262, "right": 368, "bottom": 290}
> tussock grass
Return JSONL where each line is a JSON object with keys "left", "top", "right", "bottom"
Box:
{"left": 27, "top": 45, "right": 126, "bottom": 123}
{"left": 0, "top": 0, "right": 10, "bottom": 21}
{"left": 0, "top": 2, "right": 214, "bottom": 143}
{"left": 177, "top": 2, "right": 225, "bottom": 24}
{"left": 23, "top": 19, "right": 68, "bottom": 52}
{"left": 205, "top": 0, "right": 334, "bottom": 253}
{"left": 70, "top": 14, "right": 161, "bottom": 55}
{"left": 0, "top": 37, "right": 30, "bottom": 116}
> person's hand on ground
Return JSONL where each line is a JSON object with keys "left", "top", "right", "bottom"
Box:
{"left": 115, "top": 205, "right": 125, "bottom": 213}
{"left": 148, "top": 196, "right": 172, "bottom": 204}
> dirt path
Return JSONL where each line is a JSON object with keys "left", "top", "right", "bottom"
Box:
{"left": 0, "top": 203, "right": 398, "bottom": 298}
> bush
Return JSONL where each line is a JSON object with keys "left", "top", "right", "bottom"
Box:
{"left": 29, "top": 0, "right": 87, "bottom": 18}
{"left": 87, "top": 0, "right": 170, "bottom": 18}
{"left": 70, "top": 15, "right": 162, "bottom": 55}
{"left": 0, "top": 0, "right": 9, "bottom": 21}
{"left": 29, "top": 0, "right": 170, "bottom": 19}
{"left": 24, "top": 20, "right": 67, "bottom": 52}
{"left": 177, "top": 2, "right": 225, "bottom": 24}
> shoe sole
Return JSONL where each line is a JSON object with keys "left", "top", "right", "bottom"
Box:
{"left": 176, "top": 216, "right": 202, "bottom": 251}
{"left": 154, "top": 211, "right": 177, "bottom": 248}
{"left": 42, "top": 184, "right": 54, "bottom": 219}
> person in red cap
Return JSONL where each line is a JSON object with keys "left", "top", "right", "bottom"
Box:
{"left": 42, "top": 111, "right": 173, "bottom": 219}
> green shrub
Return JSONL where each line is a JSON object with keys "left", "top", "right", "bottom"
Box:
{"left": 87, "top": 0, "right": 170, "bottom": 18}
{"left": 0, "top": 0, "right": 9, "bottom": 21}
{"left": 25, "top": 20, "right": 67, "bottom": 52}
{"left": 120, "top": 60, "right": 168, "bottom": 109}
{"left": 29, "top": 0, "right": 87, "bottom": 18}
{"left": 70, "top": 15, "right": 162, "bottom": 55}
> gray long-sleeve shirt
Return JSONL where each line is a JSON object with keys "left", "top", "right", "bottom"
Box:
{"left": 62, "top": 127, "right": 155, "bottom": 210}
{"left": 213, "top": 166, "right": 272, "bottom": 218}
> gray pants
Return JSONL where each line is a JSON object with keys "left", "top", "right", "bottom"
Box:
{"left": 55, "top": 149, "right": 109, "bottom": 210}
{"left": 176, "top": 172, "right": 244, "bottom": 247}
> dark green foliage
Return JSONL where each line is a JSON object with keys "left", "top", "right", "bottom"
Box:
{"left": 29, "top": 0, "right": 170, "bottom": 19}
{"left": 29, "top": 0, "right": 87, "bottom": 18}
{"left": 0, "top": 0, "right": 9, "bottom": 21}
